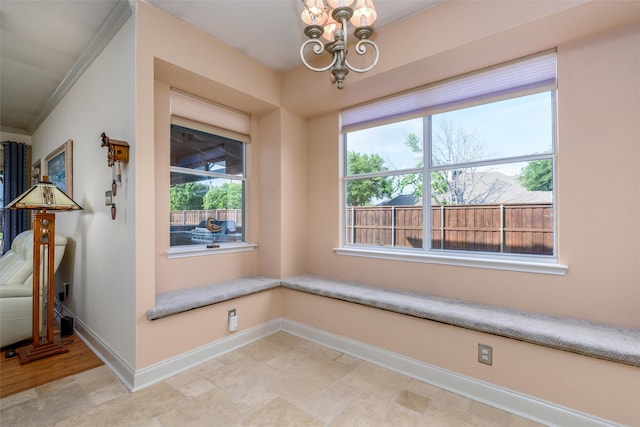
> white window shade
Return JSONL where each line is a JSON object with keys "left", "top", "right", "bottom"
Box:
{"left": 341, "top": 50, "right": 557, "bottom": 132}
{"left": 170, "top": 89, "right": 251, "bottom": 142}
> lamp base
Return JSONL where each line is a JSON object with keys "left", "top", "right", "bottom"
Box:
{"left": 17, "top": 340, "right": 68, "bottom": 364}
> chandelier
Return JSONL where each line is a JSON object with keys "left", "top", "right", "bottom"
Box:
{"left": 299, "top": 0, "right": 379, "bottom": 89}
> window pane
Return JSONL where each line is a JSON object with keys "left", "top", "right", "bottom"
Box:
{"left": 341, "top": 55, "right": 556, "bottom": 260}
{"left": 171, "top": 125, "right": 244, "bottom": 176}
{"left": 346, "top": 173, "right": 423, "bottom": 248}
{"left": 170, "top": 172, "right": 244, "bottom": 247}
{"left": 431, "top": 92, "right": 553, "bottom": 167}
{"left": 430, "top": 161, "right": 553, "bottom": 255}
{"left": 170, "top": 121, "right": 246, "bottom": 248}
{"left": 346, "top": 118, "right": 423, "bottom": 174}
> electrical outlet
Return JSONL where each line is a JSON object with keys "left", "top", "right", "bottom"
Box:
{"left": 478, "top": 344, "right": 493, "bottom": 365}
{"left": 228, "top": 309, "right": 238, "bottom": 332}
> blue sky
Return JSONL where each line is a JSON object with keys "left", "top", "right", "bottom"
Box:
{"left": 345, "top": 91, "right": 554, "bottom": 176}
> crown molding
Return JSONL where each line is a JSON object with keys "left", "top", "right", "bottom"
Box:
{"left": 1, "top": 126, "right": 31, "bottom": 136}
{"left": 27, "top": 1, "right": 133, "bottom": 135}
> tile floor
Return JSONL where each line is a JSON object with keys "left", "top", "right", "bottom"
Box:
{"left": 0, "top": 332, "right": 547, "bottom": 426}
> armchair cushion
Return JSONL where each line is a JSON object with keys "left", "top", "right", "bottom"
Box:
{"left": 0, "top": 230, "right": 68, "bottom": 347}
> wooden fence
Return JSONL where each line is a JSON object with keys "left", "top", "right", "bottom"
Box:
{"left": 346, "top": 203, "right": 553, "bottom": 255}
{"left": 171, "top": 204, "right": 553, "bottom": 255}
{"left": 170, "top": 209, "right": 243, "bottom": 227}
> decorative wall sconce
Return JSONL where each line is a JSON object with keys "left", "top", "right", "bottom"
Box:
{"left": 299, "top": 0, "right": 379, "bottom": 89}
{"left": 100, "top": 132, "right": 129, "bottom": 220}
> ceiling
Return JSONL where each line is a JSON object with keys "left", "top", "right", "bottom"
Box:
{"left": 0, "top": 0, "right": 439, "bottom": 136}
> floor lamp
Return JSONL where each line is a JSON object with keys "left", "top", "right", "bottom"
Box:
{"left": 6, "top": 176, "right": 82, "bottom": 364}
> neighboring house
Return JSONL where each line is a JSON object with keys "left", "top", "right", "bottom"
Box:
{"left": 378, "top": 193, "right": 418, "bottom": 206}
{"left": 443, "top": 172, "right": 552, "bottom": 205}
{"left": 379, "top": 172, "right": 551, "bottom": 207}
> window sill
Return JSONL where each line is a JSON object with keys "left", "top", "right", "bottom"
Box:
{"left": 166, "top": 242, "right": 257, "bottom": 259}
{"left": 334, "top": 246, "right": 568, "bottom": 276}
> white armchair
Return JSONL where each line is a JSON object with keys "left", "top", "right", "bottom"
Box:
{"left": 0, "top": 230, "right": 68, "bottom": 348}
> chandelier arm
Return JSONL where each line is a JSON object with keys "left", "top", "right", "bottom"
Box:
{"left": 344, "top": 39, "right": 380, "bottom": 73}
{"left": 300, "top": 38, "right": 339, "bottom": 72}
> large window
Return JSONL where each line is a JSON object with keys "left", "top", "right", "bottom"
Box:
{"left": 169, "top": 90, "right": 249, "bottom": 248}
{"left": 343, "top": 52, "right": 557, "bottom": 264}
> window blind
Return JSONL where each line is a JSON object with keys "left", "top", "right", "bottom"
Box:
{"left": 170, "top": 89, "right": 251, "bottom": 143}
{"left": 341, "top": 50, "right": 557, "bottom": 133}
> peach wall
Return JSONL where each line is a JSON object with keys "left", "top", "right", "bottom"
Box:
{"left": 135, "top": 1, "right": 284, "bottom": 368}
{"left": 296, "top": 15, "right": 640, "bottom": 427}
{"left": 555, "top": 23, "right": 640, "bottom": 328}
{"left": 152, "top": 80, "right": 259, "bottom": 291}
{"left": 256, "top": 109, "right": 308, "bottom": 278}
{"left": 283, "top": 0, "right": 640, "bottom": 119}
{"left": 304, "top": 21, "right": 640, "bottom": 329}
{"left": 257, "top": 110, "right": 283, "bottom": 278}
{"left": 128, "top": 3, "right": 638, "bottom": 423}
{"left": 276, "top": 109, "right": 308, "bottom": 277}
{"left": 282, "top": 289, "right": 640, "bottom": 426}
{"left": 141, "top": 289, "right": 282, "bottom": 367}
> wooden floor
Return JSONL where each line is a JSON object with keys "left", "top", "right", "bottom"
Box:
{"left": 0, "top": 332, "right": 104, "bottom": 398}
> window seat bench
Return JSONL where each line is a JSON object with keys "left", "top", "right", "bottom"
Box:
{"left": 146, "top": 274, "right": 640, "bottom": 367}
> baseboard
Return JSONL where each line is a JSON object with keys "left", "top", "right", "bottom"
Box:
{"left": 64, "top": 305, "right": 136, "bottom": 391}
{"left": 131, "top": 318, "right": 282, "bottom": 391}
{"left": 73, "top": 313, "right": 619, "bottom": 427}
{"left": 280, "top": 319, "right": 620, "bottom": 427}
{"left": 69, "top": 309, "right": 281, "bottom": 393}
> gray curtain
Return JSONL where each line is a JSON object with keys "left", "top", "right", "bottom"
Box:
{"left": 2, "top": 141, "right": 29, "bottom": 253}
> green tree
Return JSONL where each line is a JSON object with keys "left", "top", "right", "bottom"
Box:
{"left": 396, "top": 132, "right": 452, "bottom": 204}
{"left": 203, "top": 182, "right": 243, "bottom": 209}
{"left": 346, "top": 151, "right": 393, "bottom": 206}
{"left": 430, "top": 170, "right": 449, "bottom": 204}
{"left": 398, "top": 120, "right": 507, "bottom": 205}
{"left": 517, "top": 159, "right": 553, "bottom": 191}
{"left": 170, "top": 182, "right": 208, "bottom": 210}
{"left": 396, "top": 132, "right": 424, "bottom": 198}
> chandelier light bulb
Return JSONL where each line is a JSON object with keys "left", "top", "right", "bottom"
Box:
{"left": 322, "top": 15, "right": 339, "bottom": 41}
{"left": 301, "top": 0, "right": 328, "bottom": 25}
{"left": 350, "top": 0, "right": 377, "bottom": 28}
{"left": 327, "top": 0, "right": 355, "bottom": 9}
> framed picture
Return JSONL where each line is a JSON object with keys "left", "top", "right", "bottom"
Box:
{"left": 43, "top": 139, "right": 73, "bottom": 197}
{"left": 32, "top": 159, "right": 41, "bottom": 185}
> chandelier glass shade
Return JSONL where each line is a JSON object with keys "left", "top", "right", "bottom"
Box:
{"left": 300, "top": 0, "right": 380, "bottom": 89}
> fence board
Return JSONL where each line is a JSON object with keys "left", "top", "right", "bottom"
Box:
{"left": 346, "top": 203, "right": 552, "bottom": 255}
{"left": 170, "top": 209, "right": 243, "bottom": 226}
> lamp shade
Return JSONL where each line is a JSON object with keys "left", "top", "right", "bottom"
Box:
{"left": 6, "top": 177, "right": 82, "bottom": 211}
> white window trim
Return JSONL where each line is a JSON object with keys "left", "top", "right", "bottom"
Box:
{"left": 166, "top": 242, "right": 257, "bottom": 259}
{"left": 335, "top": 246, "right": 567, "bottom": 275}
{"left": 169, "top": 90, "right": 250, "bottom": 253}
{"left": 340, "top": 52, "right": 560, "bottom": 274}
